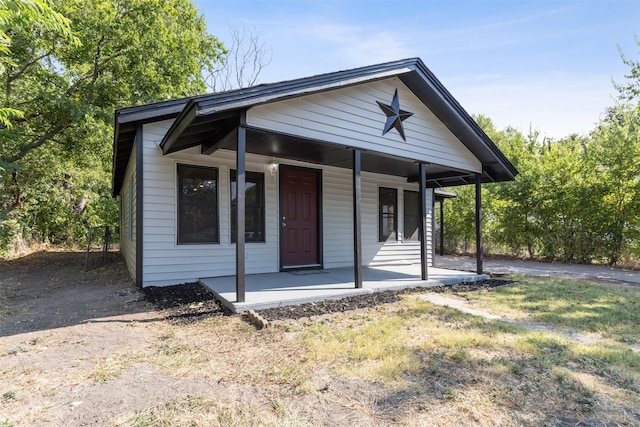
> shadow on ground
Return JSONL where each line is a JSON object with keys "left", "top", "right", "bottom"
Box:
{"left": 0, "top": 251, "right": 153, "bottom": 337}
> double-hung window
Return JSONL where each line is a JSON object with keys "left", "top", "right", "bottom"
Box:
{"left": 177, "top": 164, "right": 219, "bottom": 244}
{"left": 403, "top": 190, "right": 421, "bottom": 241}
{"left": 230, "top": 170, "right": 265, "bottom": 243}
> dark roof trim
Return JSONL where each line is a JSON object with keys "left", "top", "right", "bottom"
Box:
{"left": 111, "top": 103, "right": 188, "bottom": 196}
{"left": 116, "top": 97, "right": 188, "bottom": 125}
{"left": 195, "top": 67, "right": 408, "bottom": 116}
{"left": 113, "top": 58, "right": 519, "bottom": 196}
{"left": 161, "top": 99, "right": 197, "bottom": 154}
{"left": 408, "top": 61, "right": 518, "bottom": 180}
{"left": 115, "top": 64, "right": 410, "bottom": 126}
{"left": 111, "top": 114, "right": 121, "bottom": 193}
{"left": 157, "top": 58, "right": 517, "bottom": 179}
{"left": 157, "top": 63, "right": 413, "bottom": 154}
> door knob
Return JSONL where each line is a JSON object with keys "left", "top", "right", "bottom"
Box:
{"left": 282, "top": 222, "right": 286, "bottom": 227}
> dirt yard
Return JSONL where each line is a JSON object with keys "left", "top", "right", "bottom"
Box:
{"left": 1, "top": 251, "right": 638, "bottom": 426}
{"left": 2, "top": 251, "right": 417, "bottom": 426}
{"left": 0, "top": 251, "right": 181, "bottom": 424}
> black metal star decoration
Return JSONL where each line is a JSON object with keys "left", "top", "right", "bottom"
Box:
{"left": 376, "top": 89, "right": 413, "bottom": 141}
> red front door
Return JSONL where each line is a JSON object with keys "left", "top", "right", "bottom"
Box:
{"left": 280, "top": 167, "right": 320, "bottom": 268}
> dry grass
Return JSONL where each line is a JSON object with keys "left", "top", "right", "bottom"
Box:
{"left": 103, "top": 284, "right": 640, "bottom": 426}
{"left": 113, "top": 395, "right": 301, "bottom": 427}
{"left": 303, "top": 292, "right": 640, "bottom": 426}
{"left": 146, "top": 316, "right": 311, "bottom": 388}
{"left": 3, "top": 271, "right": 639, "bottom": 426}
{"left": 462, "top": 275, "right": 640, "bottom": 342}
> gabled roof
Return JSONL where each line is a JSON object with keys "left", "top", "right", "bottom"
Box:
{"left": 113, "top": 58, "right": 517, "bottom": 196}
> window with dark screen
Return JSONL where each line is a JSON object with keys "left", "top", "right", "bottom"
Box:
{"left": 403, "top": 190, "right": 421, "bottom": 241}
{"left": 177, "top": 164, "right": 218, "bottom": 244}
{"left": 230, "top": 170, "right": 265, "bottom": 243}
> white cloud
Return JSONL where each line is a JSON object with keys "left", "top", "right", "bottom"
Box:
{"left": 294, "top": 19, "right": 414, "bottom": 65}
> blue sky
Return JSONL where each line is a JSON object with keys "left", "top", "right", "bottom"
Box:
{"left": 194, "top": 0, "right": 639, "bottom": 140}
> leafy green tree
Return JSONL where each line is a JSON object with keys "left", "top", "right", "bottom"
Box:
{"left": 447, "top": 40, "right": 640, "bottom": 266}
{"left": 442, "top": 117, "right": 537, "bottom": 256}
{"left": 613, "top": 37, "right": 640, "bottom": 101}
{"left": 0, "top": 0, "right": 225, "bottom": 255}
{"left": 586, "top": 104, "right": 640, "bottom": 264}
{"left": 533, "top": 135, "right": 598, "bottom": 262}
{"left": 484, "top": 121, "right": 544, "bottom": 258}
{"left": 0, "top": 0, "right": 78, "bottom": 128}
{"left": 2, "top": 0, "right": 224, "bottom": 165}
{"left": 442, "top": 184, "right": 476, "bottom": 253}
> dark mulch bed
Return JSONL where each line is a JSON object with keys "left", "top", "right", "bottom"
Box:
{"left": 258, "top": 278, "right": 513, "bottom": 321}
{"left": 430, "top": 278, "right": 511, "bottom": 294}
{"left": 142, "top": 282, "right": 232, "bottom": 324}
{"left": 258, "top": 290, "right": 404, "bottom": 321}
{"left": 141, "top": 278, "right": 514, "bottom": 324}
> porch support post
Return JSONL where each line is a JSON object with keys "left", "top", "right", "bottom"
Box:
{"left": 352, "top": 149, "right": 362, "bottom": 288}
{"left": 418, "top": 162, "right": 428, "bottom": 280}
{"left": 236, "top": 112, "right": 247, "bottom": 302}
{"left": 439, "top": 199, "right": 444, "bottom": 256}
{"left": 475, "top": 172, "right": 483, "bottom": 275}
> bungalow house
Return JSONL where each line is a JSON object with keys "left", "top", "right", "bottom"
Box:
{"left": 111, "top": 58, "right": 517, "bottom": 304}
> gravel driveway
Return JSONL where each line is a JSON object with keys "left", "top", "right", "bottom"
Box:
{"left": 435, "top": 255, "right": 639, "bottom": 286}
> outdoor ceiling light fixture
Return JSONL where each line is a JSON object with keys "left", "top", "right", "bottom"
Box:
{"left": 268, "top": 158, "right": 279, "bottom": 176}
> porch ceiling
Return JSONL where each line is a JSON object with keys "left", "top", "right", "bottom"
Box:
{"left": 173, "top": 122, "right": 481, "bottom": 187}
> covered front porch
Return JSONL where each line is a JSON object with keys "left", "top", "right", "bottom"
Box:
{"left": 111, "top": 59, "right": 518, "bottom": 291}
{"left": 200, "top": 263, "right": 488, "bottom": 312}
{"left": 153, "top": 61, "right": 502, "bottom": 302}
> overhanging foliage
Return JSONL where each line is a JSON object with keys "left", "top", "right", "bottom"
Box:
{"left": 0, "top": 0, "right": 225, "bottom": 255}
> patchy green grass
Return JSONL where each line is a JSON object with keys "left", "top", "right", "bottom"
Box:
{"left": 461, "top": 275, "right": 640, "bottom": 343}
{"left": 305, "top": 301, "right": 528, "bottom": 382}
{"left": 303, "top": 285, "right": 640, "bottom": 426}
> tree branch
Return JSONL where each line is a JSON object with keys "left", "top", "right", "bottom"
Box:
{"left": 2, "top": 118, "right": 71, "bottom": 164}
{"left": 64, "top": 48, "right": 128, "bottom": 97}
{"left": 10, "top": 170, "right": 26, "bottom": 210}
{"left": 205, "top": 24, "right": 271, "bottom": 92}
{"left": 7, "top": 48, "right": 54, "bottom": 85}
{"left": 92, "top": 35, "right": 105, "bottom": 85}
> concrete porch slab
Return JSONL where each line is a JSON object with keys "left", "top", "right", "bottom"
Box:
{"left": 200, "top": 265, "right": 488, "bottom": 313}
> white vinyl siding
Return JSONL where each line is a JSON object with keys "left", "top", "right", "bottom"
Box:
{"left": 119, "top": 143, "right": 136, "bottom": 279}
{"left": 321, "top": 165, "right": 433, "bottom": 268}
{"left": 138, "top": 119, "right": 432, "bottom": 286}
{"left": 132, "top": 70, "right": 500, "bottom": 287}
{"left": 141, "top": 120, "right": 279, "bottom": 286}
{"left": 247, "top": 78, "right": 481, "bottom": 173}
